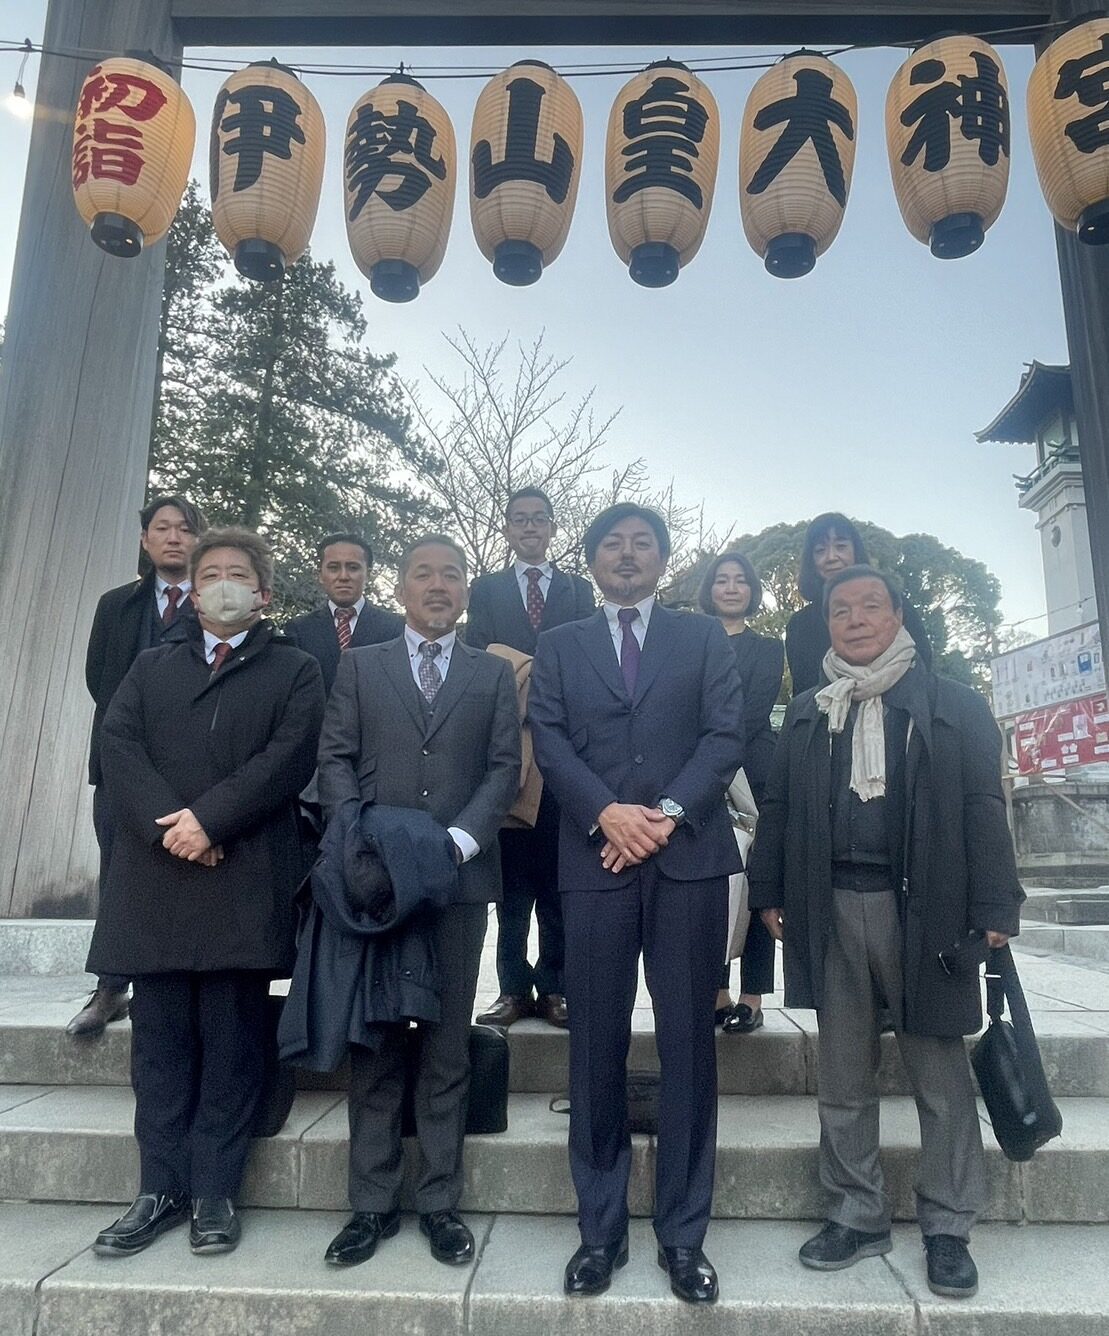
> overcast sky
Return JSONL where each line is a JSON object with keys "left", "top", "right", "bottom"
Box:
{"left": 2, "top": 2, "right": 1073, "bottom": 635}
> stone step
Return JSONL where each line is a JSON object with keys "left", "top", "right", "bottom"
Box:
{"left": 1020, "top": 885, "right": 1109, "bottom": 924}
{"left": 1, "top": 1086, "right": 1105, "bottom": 1225}
{"left": 1017, "top": 924, "right": 1109, "bottom": 966}
{"left": 3, "top": 1205, "right": 1106, "bottom": 1336}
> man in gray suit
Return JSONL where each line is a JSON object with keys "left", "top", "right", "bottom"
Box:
{"left": 317, "top": 534, "right": 520, "bottom": 1270}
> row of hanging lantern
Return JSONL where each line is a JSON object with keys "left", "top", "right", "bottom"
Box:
{"left": 70, "top": 16, "right": 1109, "bottom": 297}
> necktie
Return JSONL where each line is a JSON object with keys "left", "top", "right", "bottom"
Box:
{"left": 335, "top": 606, "right": 354, "bottom": 651}
{"left": 617, "top": 606, "right": 641, "bottom": 697}
{"left": 211, "top": 641, "right": 233, "bottom": 673}
{"left": 418, "top": 640, "right": 443, "bottom": 703}
{"left": 525, "top": 567, "right": 545, "bottom": 631}
{"left": 162, "top": 586, "right": 181, "bottom": 627}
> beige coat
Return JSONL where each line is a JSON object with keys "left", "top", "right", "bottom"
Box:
{"left": 486, "top": 643, "right": 543, "bottom": 829}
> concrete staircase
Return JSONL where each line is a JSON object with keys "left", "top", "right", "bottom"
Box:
{"left": 1, "top": 920, "right": 1107, "bottom": 1334}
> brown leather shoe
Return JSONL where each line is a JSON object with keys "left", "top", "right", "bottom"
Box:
{"left": 475, "top": 994, "right": 534, "bottom": 1027}
{"left": 66, "top": 986, "right": 130, "bottom": 1038}
{"left": 536, "top": 993, "right": 569, "bottom": 1028}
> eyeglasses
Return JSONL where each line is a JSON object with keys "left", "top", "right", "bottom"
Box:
{"left": 507, "top": 513, "right": 552, "bottom": 529}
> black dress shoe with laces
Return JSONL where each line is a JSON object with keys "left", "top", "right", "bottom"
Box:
{"left": 657, "top": 1246, "right": 719, "bottom": 1303}
{"left": 94, "top": 1192, "right": 190, "bottom": 1255}
{"left": 419, "top": 1210, "right": 474, "bottom": 1265}
{"left": 324, "top": 1210, "right": 401, "bottom": 1267}
{"left": 67, "top": 986, "right": 129, "bottom": 1038}
{"left": 799, "top": 1221, "right": 892, "bottom": 1270}
{"left": 189, "top": 1198, "right": 241, "bottom": 1254}
{"left": 924, "top": 1234, "right": 978, "bottom": 1298}
{"left": 475, "top": 994, "right": 534, "bottom": 1027}
{"left": 564, "top": 1237, "right": 629, "bottom": 1296}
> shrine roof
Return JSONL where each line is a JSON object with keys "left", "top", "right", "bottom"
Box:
{"left": 975, "top": 361, "right": 1073, "bottom": 445}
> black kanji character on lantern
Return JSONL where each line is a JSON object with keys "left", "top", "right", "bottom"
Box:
{"left": 472, "top": 76, "right": 574, "bottom": 203}
{"left": 746, "top": 67, "right": 854, "bottom": 206}
{"left": 345, "top": 98, "right": 446, "bottom": 218}
{"left": 613, "top": 74, "right": 708, "bottom": 207}
{"left": 900, "top": 51, "right": 1009, "bottom": 172}
{"left": 213, "top": 83, "right": 306, "bottom": 193}
{"left": 1056, "top": 32, "right": 1109, "bottom": 154}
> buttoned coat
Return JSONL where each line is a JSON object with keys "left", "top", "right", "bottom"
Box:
{"left": 464, "top": 565, "right": 596, "bottom": 654}
{"left": 284, "top": 601, "right": 404, "bottom": 693}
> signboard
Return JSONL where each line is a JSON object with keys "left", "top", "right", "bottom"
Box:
{"left": 990, "top": 621, "right": 1104, "bottom": 720}
{"left": 1013, "top": 691, "right": 1109, "bottom": 775}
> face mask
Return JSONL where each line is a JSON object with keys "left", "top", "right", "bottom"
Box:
{"left": 197, "top": 579, "right": 259, "bottom": 626}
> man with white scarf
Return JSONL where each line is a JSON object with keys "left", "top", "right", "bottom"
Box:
{"left": 748, "top": 565, "right": 1024, "bottom": 1301}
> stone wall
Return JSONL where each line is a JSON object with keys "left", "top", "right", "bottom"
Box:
{"left": 1012, "top": 782, "right": 1109, "bottom": 885}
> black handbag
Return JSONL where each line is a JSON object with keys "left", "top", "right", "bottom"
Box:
{"left": 549, "top": 1069, "right": 660, "bottom": 1136}
{"left": 254, "top": 993, "right": 297, "bottom": 1138}
{"left": 970, "top": 946, "right": 1062, "bottom": 1162}
{"left": 401, "top": 1022, "right": 510, "bottom": 1137}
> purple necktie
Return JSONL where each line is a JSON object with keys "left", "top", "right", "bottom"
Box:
{"left": 617, "top": 606, "right": 641, "bottom": 696}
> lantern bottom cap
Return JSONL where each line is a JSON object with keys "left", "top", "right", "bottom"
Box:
{"left": 930, "top": 212, "right": 984, "bottom": 259}
{"left": 90, "top": 212, "right": 143, "bottom": 259}
{"left": 371, "top": 259, "right": 420, "bottom": 303}
{"left": 235, "top": 239, "right": 286, "bottom": 282}
{"left": 493, "top": 240, "right": 543, "bottom": 286}
{"left": 629, "top": 242, "right": 680, "bottom": 288}
{"left": 1078, "top": 199, "right": 1109, "bottom": 245}
{"left": 765, "top": 233, "right": 816, "bottom": 279}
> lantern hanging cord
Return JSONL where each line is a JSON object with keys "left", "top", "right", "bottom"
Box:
{"left": 0, "top": 17, "right": 1076, "bottom": 84}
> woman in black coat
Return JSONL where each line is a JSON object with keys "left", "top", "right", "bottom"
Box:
{"left": 785, "top": 513, "right": 932, "bottom": 697}
{"left": 699, "top": 552, "right": 784, "bottom": 1035}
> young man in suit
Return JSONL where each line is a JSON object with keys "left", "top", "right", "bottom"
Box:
{"left": 316, "top": 534, "right": 520, "bottom": 1270}
{"left": 68, "top": 494, "right": 206, "bottom": 1038}
{"left": 529, "top": 504, "right": 744, "bottom": 1306}
{"left": 467, "top": 488, "right": 596, "bottom": 1030}
{"left": 284, "top": 533, "right": 404, "bottom": 692}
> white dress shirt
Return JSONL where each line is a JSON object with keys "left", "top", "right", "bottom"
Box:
{"left": 513, "top": 558, "right": 552, "bottom": 609}
{"left": 403, "top": 624, "right": 478, "bottom": 863}
{"left": 202, "top": 628, "right": 249, "bottom": 665}
{"left": 155, "top": 575, "right": 191, "bottom": 619}
{"left": 329, "top": 594, "right": 366, "bottom": 635}
{"left": 602, "top": 594, "right": 655, "bottom": 660}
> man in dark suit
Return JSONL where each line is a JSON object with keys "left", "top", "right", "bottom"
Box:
{"left": 529, "top": 504, "right": 743, "bottom": 1306}
{"left": 69, "top": 494, "right": 206, "bottom": 1038}
{"left": 284, "top": 532, "right": 404, "bottom": 692}
{"left": 316, "top": 534, "right": 520, "bottom": 1270}
{"left": 467, "top": 487, "right": 596, "bottom": 1030}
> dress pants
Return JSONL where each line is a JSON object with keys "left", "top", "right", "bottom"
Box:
{"left": 347, "top": 903, "right": 487, "bottom": 1213}
{"left": 563, "top": 865, "right": 727, "bottom": 1249}
{"left": 91, "top": 785, "right": 128, "bottom": 995}
{"left": 719, "top": 907, "right": 776, "bottom": 995}
{"left": 817, "top": 888, "right": 986, "bottom": 1238}
{"left": 495, "top": 791, "right": 564, "bottom": 997}
{"left": 130, "top": 971, "right": 269, "bottom": 1197}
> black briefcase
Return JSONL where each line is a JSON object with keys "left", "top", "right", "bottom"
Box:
{"left": 970, "top": 946, "right": 1062, "bottom": 1162}
{"left": 401, "top": 1022, "right": 509, "bottom": 1137}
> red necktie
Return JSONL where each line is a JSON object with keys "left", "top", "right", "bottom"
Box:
{"left": 618, "top": 606, "right": 641, "bottom": 696}
{"left": 335, "top": 606, "right": 354, "bottom": 651}
{"left": 525, "top": 567, "right": 545, "bottom": 631}
{"left": 211, "top": 641, "right": 232, "bottom": 673}
{"left": 162, "top": 586, "right": 181, "bottom": 627}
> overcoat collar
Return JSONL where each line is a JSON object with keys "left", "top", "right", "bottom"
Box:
{"left": 187, "top": 618, "right": 276, "bottom": 699}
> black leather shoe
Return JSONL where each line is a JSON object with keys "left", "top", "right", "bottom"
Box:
{"left": 475, "top": 994, "right": 534, "bottom": 1027}
{"left": 799, "top": 1221, "right": 892, "bottom": 1270}
{"left": 657, "top": 1246, "right": 719, "bottom": 1303}
{"left": 564, "top": 1237, "right": 629, "bottom": 1296}
{"left": 189, "top": 1198, "right": 241, "bottom": 1254}
{"left": 722, "top": 1003, "right": 764, "bottom": 1034}
{"left": 535, "top": 994, "right": 569, "bottom": 1028}
{"left": 924, "top": 1234, "right": 978, "bottom": 1298}
{"left": 324, "top": 1210, "right": 401, "bottom": 1267}
{"left": 419, "top": 1210, "right": 474, "bottom": 1265}
{"left": 67, "top": 986, "right": 129, "bottom": 1038}
{"left": 93, "top": 1192, "right": 189, "bottom": 1255}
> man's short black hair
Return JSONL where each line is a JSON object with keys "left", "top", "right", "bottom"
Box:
{"left": 140, "top": 494, "right": 206, "bottom": 534}
{"left": 798, "top": 512, "right": 869, "bottom": 604}
{"left": 582, "top": 503, "right": 671, "bottom": 565}
{"left": 822, "top": 564, "right": 904, "bottom": 620}
{"left": 317, "top": 532, "right": 373, "bottom": 566}
{"left": 504, "top": 487, "right": 554, "bottom": 521}
{"left": 698, "top": 550, "right": 764, "bottom": 619}
{"left": 397, "top": 533, "right": 468, "bottom": 579}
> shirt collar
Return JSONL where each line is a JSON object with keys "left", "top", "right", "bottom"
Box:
{"left": 404, "top": 624, "right": 457, "bottom": 656}
{"left": 603, "top": 594, "right": 656, "bottom": 629}
{"left": 328, "top": 595, "right": 366, "bottom": 618}
{"left": 514, "top": 558, "right": 553, "bottom": 579}
{"left": 203, "top": 627, "right": 249, "bottom": 657}
{"left": 156, "top": 574, "right": 191, "bottom": 596}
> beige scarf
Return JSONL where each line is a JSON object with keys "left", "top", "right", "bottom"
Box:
{"left": 815, "top": 626, "right": 917, "bottom": 801}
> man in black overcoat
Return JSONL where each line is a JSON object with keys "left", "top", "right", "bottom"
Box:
{"left": 528, "top": 503, "right": 743, "bottom": 1306}
{"left": 466, "top": 487, "right": 596, "bottom": 1030}
{"left": 86, "top": 527, "right": 325, "bottom": 1258}
{"left": 316, "top": 534, "right": 520, "bottom": 1270}
{"left": 69, "top": 494, "right": 205, "bottom": 1038}
{"left": 748, "top": 565, "right": 1024, "bottom": 1301}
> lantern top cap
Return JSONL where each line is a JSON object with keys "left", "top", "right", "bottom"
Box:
{"left": 510, "top": 59, "right": 555, "bottom": 71}
{"left": 122, "top": 49, "right": 175, "bottom": 77}
{"left": 909, "top": 30, "right": 983, "bottom": 51}
{"left": 379, "top": 71, "right": 425, "bottom": 89}
{"left": 779, "top": 48, "right": 832, "bottom": 63}
{"left": 645, "top": 58, "right": 690, "bottom": 71}
{"left": 246, "top": 57, "right": 301, "bottom": 79}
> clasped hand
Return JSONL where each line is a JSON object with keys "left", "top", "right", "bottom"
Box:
{"left": 155, "top": 808, "right": 224, "bottom": 867}
{"left": 598, "top": 802, "right": 675, "bottom": 875}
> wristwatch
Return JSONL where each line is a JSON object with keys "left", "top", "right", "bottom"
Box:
{"left": 658, "top": 797, "right": 685, "bottom": 825}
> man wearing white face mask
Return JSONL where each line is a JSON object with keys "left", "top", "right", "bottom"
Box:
{"left": 86, "top": 527, "right": 325, "bottom": 1260}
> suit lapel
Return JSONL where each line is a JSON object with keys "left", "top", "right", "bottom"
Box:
{"left": 425, "top": 640, "right": 479, "bottom": 741}
{"left": 580, "top": 610, "right": 629, "bottom": 702}
{"left": 631, "top": 603, "right": 672, "bottom": 705}
{"left": 382, "top": 636, "right": 429, "bottom": 735}
{"left": 498, "top": 568, "right": 536, "bottom": 650}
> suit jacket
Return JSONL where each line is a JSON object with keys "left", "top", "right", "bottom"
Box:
{"left": 285, "top": 600, "right": 405, "bottom": 693}
{"left": 464, "top": 565, "right": 596, "bottom": 654}
{"left": 528, "top": 605, "right": 745, "bottom": 892}
{"left": 316, "top": 636, "right": 522, "bottom": 904}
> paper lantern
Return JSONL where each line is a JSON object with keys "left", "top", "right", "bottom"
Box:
{"left": 470, "top": 60, "right": 583, "bottom": 285}
{"left": 886, "top": 35, "right": 1010, "bottom": 258}
{"left": 210, "top": 60, "right": 326, "bottom": 281}
{"left": 72, "top": 54, "right": 195, "bottom": 258}
{"left": 343, "top": 74, "right": 456, "bottom": 303}
{"left": 605, "top": 61, "right": 720, "bottom": 287}
{"left": 739, "top": 52, "right": 858, "bottom": 278}
{"left": 1028, "top": 15, "right": 1109, "bottom": 243}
